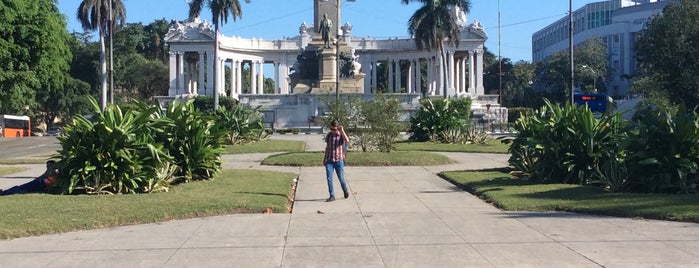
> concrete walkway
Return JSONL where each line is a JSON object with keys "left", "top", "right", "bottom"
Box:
{"left": 1, "top": 134, "right": 699, "bottom": 267}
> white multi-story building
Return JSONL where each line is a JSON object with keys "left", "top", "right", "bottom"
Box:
{"left": 532, "top": 0, "right": 673, "bottom": 97}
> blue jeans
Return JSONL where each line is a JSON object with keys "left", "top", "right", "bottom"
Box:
{"left": 325, "top": 160, "right": 348, "bottom": 197}
{"left": 2, "top": 178, "right": 46, "bottom": 195}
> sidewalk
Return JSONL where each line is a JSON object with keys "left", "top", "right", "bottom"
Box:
{"left": 1, "top": 134, "right": 698, "bottom": 267}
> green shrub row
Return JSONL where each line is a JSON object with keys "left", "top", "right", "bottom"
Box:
{"left": 509, "top": 100, "right": 699, "bottom": 194}
{"left": 52, "top": 97, "right": 265, "bottom": 195}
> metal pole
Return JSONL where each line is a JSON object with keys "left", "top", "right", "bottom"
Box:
{"left": 109, "top": 0, "right": 114, "bottom": 105}
{"left": 335, "top": 0, "right": 341, "bottom": 103}
{"left": 569, "top": 0, "right": 575, "bottom": 104}
{"left": 498, "top": 0, "right": 502, "bottom": 105}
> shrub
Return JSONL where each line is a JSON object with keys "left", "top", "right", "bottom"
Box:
{"left": 508, "top": 99, "right": 628, "bottom": 185}
{"left": 54, "top": 98, "right": 175, "bottom": 194}
{"left": 409, "top": 98, "right": 472, "bottom": 142}
{"left": 212, "top": 105, "right": 268, "bottom": 145}
{"left": 156, "top": 100, "right": 227, "bottom": 183}
{"left": 624, "top": 107, "right": 699, "bottom": 193}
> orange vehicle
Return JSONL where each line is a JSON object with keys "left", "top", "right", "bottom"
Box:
{"left": 0, "top": 115, "right": 31, "bottom": 138}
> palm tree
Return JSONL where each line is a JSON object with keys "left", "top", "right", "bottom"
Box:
{"left": 187, "top": 0, "right": 250, "bottom": 110}
{"left": 401, "top": 0, "right": 470, "bottom": 98}
{"left": 77, "top": 0, "right": 126, "bottom": 110}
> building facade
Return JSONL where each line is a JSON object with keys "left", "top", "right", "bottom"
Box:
{"left": 532, "top": 0, "right": 673, "bottom": 97}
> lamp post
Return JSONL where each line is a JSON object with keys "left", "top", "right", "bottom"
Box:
{"left": 569, "top": 0, "right": 574, "bottom": 104}
{"left": 581, "top": 65, "right": 596, "bottom": 92}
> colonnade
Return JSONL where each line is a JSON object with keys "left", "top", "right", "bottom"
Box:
{"left": 360, "top": 49, "right": 484, "bottom": 97}
{"left": 168, "top": 50, "right": 292, "bottom": 98}
{"left": 168, "top": 48, "right": 485, "bottom": 99}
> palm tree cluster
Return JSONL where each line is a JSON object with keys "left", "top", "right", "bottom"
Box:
{"left": 77, "top": 0, "right": 126, "bottom": 110}
{"left": 401, "top": 0, "right": 470, "bottom": 97}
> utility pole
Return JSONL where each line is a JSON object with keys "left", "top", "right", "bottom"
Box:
{"left": 498, "top": 0, "right": 502, "bottom": 106}
{"left": 109, "top": 0, "right": 114, "bottom": 105}
{"left": 569, "top": 0, "right": 575, "bottom": 104}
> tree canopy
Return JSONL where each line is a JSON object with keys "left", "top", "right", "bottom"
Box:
{"left": 0, "top": 0, "right": 72, "bottom": 116}
{"left": 635, "top": 0, "right": 699, "bottom": 108}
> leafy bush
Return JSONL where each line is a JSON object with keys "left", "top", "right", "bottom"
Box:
{"left": 156, "top": 100, "right": 227, "bottom": 183}
{"left": 212, "top": 105, "right": 268, "bottom": 144}
{"left": 409, "top": 98, "right": 472, "bottom": 142}
{"left": 192, "top": 95, "right": 238, "bottom": 112}
{"left": 508, "top": 99, "right": 628, "bottom": 185}
{"left": 624, "top": 107, "right": 699, "bottom": 193}
{"left": 54, "top": 98, "right": 175, "bottom": 194}
{"left": 323, "top": 95, "right": 403, "bottom": 152}
{"left": 361, "top": 94, "right": 404, "bottom": 152}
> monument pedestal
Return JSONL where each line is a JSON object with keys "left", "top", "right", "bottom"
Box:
{"left": 308, "top": 38, "right": 365, "bottom": 94}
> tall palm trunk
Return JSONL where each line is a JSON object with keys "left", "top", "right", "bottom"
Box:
{"left": 99, "top": 31, "right": 108, "bottom": 110}
{"left": 213, "top": 24, "right": 219, "bottom": 110}
{"left": 440, "top": 43, "right": 449, "bottom": 98}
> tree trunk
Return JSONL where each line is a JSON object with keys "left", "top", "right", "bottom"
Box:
{"left": 99, "top": 31, "right": 108, "bottom": 111}
{"left": 213, "top": 24, "right": 220, "bottom": 110}
{"left": 440, "top": 43, "right": 449, "bottom": 98}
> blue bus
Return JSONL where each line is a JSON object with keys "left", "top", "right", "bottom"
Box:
{"left": 574, "top": 93, "right": 609, "bottom": 114}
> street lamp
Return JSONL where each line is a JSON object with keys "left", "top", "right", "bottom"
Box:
{"left": 569, "top": 0, "right": 574, "bottom": 104}
{"left": 581, "top": 65, "right": 596, "bottom": 92}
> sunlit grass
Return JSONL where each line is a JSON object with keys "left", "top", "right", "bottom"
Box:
{"left": 0, "top": 169, "right": 296, "bottom": 240}
{"left": 394, "top": 139, "right": 510, "bottom": 153}
{"left": 441, "top": 169, "right": 699, "bottom": 223}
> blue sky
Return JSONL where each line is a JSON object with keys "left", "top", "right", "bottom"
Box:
{"left": 57, "top": 0, "right": 599, "bottom": 62}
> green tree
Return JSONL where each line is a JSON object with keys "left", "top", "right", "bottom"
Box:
{"left": 119, "top": 54, "right": 169, "bottom": 101}
{"left": 401, "top": 0, "right": 470, "bottom": 97}
{"left": 534, "top": 39, "right": 607, "bottom": 103}
{"left": 188, "top": 0, "right": 250, "bottom": 110}
{"left": 636, "top": 0, "right": 699, "bottom": 108}
{"left": 77, "top": 0, "right": 126, "bottom": 110}
{"left": 67, "top": 32, "right": 100, "bottom": 95}
{"left": 0, "top": 0, "right": 72, "bottom": 117}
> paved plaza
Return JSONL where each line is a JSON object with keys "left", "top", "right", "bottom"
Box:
{"left": 1, "top": 134, "right": 698, "bottom": 267}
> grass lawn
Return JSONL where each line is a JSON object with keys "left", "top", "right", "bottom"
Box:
{"left": 440, "top": 168, "right": 699, "bottom": 223}
{"left": 0, "top": 166, "right": 27, "bottom": 176}
{"left": 262, "top": 151, "right": 455, "bottom": 166}
{"left": 394, "top": 139, "right": 510, "bottom": 153}
{"left": 0, "top": 169, "right": 296, "bottom": 240}
{"left": 223, "top": 139, "right": 305, "bottom": 154}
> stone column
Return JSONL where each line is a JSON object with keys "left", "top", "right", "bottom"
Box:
{"left": 274, "top": 62, "right": 280, "bottom": 94}
{"left": 426, "top": 58, "right": 433, "bottom": 95}
{"left": 406, "top": 60, "right": 413, "bottom": 94}
{"left": 388, "top": 59, "right": 394, "bottom": 92}
{"left": 206, "top": 50, "right": 214, "bottom": 96}
{"left": 177, "top": 52, "right": 185, "bottom": 94}
{"left": 236, "top": 60, "right": 242, "bottom": 95}
{"left": 258, "top": 60, "right": 264, "bottom": 94}
{"left": 475, "top": 49, "right": 485, "bottom": 95}
{"left": 371, "top": 61, "right": 377, "bottom": 92}
{"left": 251, "top": 61, "right": 257, "bottom": 94}
{"left": 468, "top": 51, "right": 475, "bottom": 94}
{"left": 168, "top": 52, "right": 177, "bottom": 96}
{"left": 198, "top": 52, "right": 205, "bottom": 95}
{"left": 460, "top": 57, "right": 467, "bottom": 95}
{"left": 395, "top": 59, "right": 402, "bottom": 93}
{"left": 447, "top": 50, "right": 455, "bottom": 97}
{"left": 229, "top": 60, "right": 235, "bottom": 98}
{"left": 218, "top": 57, "right": 225, "bottom": 97}
{"left": 454, "top": 57, "right": 461, "bottom": 94}
{"left": 415, "top": 59, "right": 422, "bottom": 95}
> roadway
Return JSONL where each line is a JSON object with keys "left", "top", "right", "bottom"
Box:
{"left": 0, "top": 137, "right": 60, "bottom": 159}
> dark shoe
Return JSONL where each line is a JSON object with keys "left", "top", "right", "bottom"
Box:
{"left": 343, "top": 190, "right": 349, "bottom": 199}
{"left": 325, "top": 196, "right": 335, "bottom": 202}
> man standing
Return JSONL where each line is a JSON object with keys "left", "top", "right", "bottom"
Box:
{"left": 323, "top": 120, "right": 349, "bottom": 202}
{"left": 319, "top": 13, "right": 332, "bottom": 48}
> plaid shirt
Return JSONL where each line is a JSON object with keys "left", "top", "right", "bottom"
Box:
{"left": 325, "top": 133, "right": 346, "bottom": 162}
